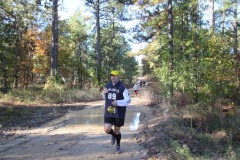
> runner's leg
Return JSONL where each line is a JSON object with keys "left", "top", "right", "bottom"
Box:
{"left": 114, "top": 126, "right": 121, "bottom": 154}
{"left": 114, "top": 118, "right": 124, "bottom": 154}
{"left": 104, "top": 118, "right": 116, "bottom": 145}
{"left": 115, "top": 128, "right": 121, "bottom": 146}
{"left": 104, "top": 123, "right": 113, "bottom": 133}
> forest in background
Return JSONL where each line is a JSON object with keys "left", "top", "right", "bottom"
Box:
{"left": 0, "top": 0, "right": 239, "bottom": 104}
{"left": 1, "top": 0, "right": 240, "bottom": 159}
{"left": 0, "top": 0, "right": 139, "bottom": 93}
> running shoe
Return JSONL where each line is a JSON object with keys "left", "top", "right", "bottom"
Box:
{"left": 116, "top": 146, "right": 121, "bottom": 154}
{"left": 111, "top": 135, "right": 115, "bottom": 145}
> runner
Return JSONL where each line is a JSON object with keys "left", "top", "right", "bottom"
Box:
{"left": 101, "top": 70, "right": 131, "bottom": 154}
{"left": 133, "top": 82, "right": 139, "bottom": 96}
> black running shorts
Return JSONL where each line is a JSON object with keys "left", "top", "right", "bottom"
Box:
{"left": 104, "top": 117, "right": 125, "bottom": 127}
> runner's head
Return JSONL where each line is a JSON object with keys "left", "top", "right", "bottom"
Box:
{"left": 110, "top": 70, "right": 119, "bottom": 84}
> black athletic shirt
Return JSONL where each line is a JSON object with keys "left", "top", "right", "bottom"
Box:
{"left": 104, "top": 81, "right": 131, "bottom": 118}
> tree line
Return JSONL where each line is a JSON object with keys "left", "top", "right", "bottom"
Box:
{"left": 137, "top": 0, "right": 239, "bottom": 105}
{"left": 1, "top": 0, "right": 239, "bottom": 106}
{"left": 0, "top": 0, "right": 138, "bottom": 93}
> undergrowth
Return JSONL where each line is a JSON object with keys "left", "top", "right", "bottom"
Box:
{"left": 145, "top": 81, "right": 240, "bottom": 160}
{"left": 0, "top": 79, "right": 102, "bottom": 105}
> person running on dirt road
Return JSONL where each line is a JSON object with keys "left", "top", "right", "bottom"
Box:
{"left": 133, "top": 82, "right": 139, "bottom": 96}
{"left": 102, "top": 70, "right": 131, "bottom": 154}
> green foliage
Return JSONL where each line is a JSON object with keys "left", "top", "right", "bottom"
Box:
{"left": 226, "top": 146, "right": 237, "bottom": 160}
{"left": 153, "top": 64, "right": 174, "bottom": 98}
{"left": 146, "top": 103, "right": 237, "bottom": 159}
{"left": 235, "top": 147, "right": 240, "bottom": 159}
{"left": 43, "top": 76, "right": 66, "bottom": 99}
{"left": 176, "top": 144, "right": 193, "bottom": 160}
{"left": 139, "top": 0, "right": 239, "bottom": 106}
{"left": 99, "top": 23, "right": 138, "bottom": 85}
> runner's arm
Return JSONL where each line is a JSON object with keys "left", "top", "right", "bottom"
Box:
{"left": 102, "top": 87, "right": 108, "bottom": 99}
{"left": 116, "top": 89, "right": 131, "bottom": 107}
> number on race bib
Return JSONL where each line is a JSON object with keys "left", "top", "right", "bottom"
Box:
{"left": 108, "top": 93, "right": 116, "bottom": 100}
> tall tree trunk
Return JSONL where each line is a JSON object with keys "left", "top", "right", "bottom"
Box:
{"left": 50, "top": 0, "right": 59, "bottom": 77}
{"left": 191, "top": 1, "right": 200, "bottom": 102}
{"left": 221, "top": 8, "right": 225, "bottom": 35}
{"left": 96, "top": 0, "right": 101, "bottom": 88}
{"left": 111, "top": 7, "right": 115, "bottom": 70}
{"left": 233, "top": 0, "right": 239, "bottom": 87}
{"left": 209, "top": 0, "right": 214, "bottom": 33}
{"left": 0, "top": 51, "right": 10, "bottom": 92}
{"left": 14, "top": 32, "right": 21, "bottom": 89}
{"left": 168, "top": 0, "right": 173, "bottom": 100}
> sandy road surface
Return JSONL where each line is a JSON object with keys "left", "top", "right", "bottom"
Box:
{"left": 0, "top": 87, "right": 151, "bottom": 160}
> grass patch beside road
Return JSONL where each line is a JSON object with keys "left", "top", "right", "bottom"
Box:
{"left": 0, "top": 83, "right": 102, "bottom": 129}
{"left": 0, "top": 85, "right": 102, "bottom": 105}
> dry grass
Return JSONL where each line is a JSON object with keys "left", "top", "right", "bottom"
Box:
{"left": 139, "top": 81, "right": 240, "bottom": 160}
{"left": 0, "top": 85, "right": 102, "bottom": 106}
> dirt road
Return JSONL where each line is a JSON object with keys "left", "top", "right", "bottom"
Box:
{"left": 0, "top": 86, "right": 151, "bottom": 160}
